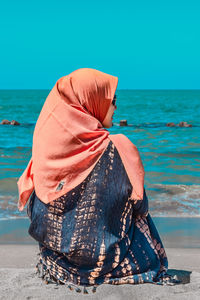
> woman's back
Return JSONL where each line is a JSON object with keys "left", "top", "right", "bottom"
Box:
{"left": 27, "top": 140, "right": 168, "bottom": 291}
{"left": 28, "top": 141, "right": 133, "bottom": 264}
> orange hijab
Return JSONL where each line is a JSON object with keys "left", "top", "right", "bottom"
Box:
{"left": 17, "top": 68, "right": 145, "bottom": 211}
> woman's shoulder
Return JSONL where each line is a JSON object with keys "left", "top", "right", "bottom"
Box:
{"left": 109, "top": 133, "right": 134, "bottom": 142}
{"left": 108, "top": 134, "right": 139, "bottom": 152}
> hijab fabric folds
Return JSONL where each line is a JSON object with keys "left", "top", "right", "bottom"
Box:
{"left": 17, "top": 68, "right": 145, "bottom": 211}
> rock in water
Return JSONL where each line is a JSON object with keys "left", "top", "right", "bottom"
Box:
{"left": 1, "top": 119, "right": 11, "bottom": 125}
{"left": 10, "top": 120, "right": 20, "bottom": 125}
{"left": 120, "top": 120, "right": 128, "bottom": 126}
{"left": 178, "top": 121, "right": 192, "bottom": 127}
{"left": 166, "top": 122, "right": 176, "bottom": 127}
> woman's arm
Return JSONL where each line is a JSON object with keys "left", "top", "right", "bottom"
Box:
{"left": 131, "top": 188, "right": 149, "bottom": 217}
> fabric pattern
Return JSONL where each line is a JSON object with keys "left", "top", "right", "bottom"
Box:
{"left": 27, "top": 140, "right": 173, "bottom": 293}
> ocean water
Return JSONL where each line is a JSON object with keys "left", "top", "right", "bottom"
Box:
{"left": 0, "top": 89, "right": 200, "bottom": 220}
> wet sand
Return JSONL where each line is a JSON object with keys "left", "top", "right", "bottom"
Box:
{"left": 0, "top": 245, "right": 200, "bottom": 299}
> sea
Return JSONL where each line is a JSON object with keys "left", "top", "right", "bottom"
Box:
{"left": 0, "top": 89, "right": 200, "bottom": 227}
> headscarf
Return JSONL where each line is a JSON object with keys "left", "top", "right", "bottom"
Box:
{"left": 17, "top": 68, "right": 145, "bottom": 211}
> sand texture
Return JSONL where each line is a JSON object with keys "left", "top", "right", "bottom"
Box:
{"left": 0, "top": 245, "right": 200, "bottom": 300}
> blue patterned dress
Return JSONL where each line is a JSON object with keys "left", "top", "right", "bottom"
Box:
{"left": 27, "top": 140, "right": 173, "bottom": 293}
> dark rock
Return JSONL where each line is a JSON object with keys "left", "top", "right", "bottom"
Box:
{"left": 10, "top": 120, "right": 20, "bottom": 125}
{"left": 120, "top": 120, "right": 128, "bottom": 126}
{"left": 166, "top": 122, "right": 176, "bottom": 127}
{"left": 178, "top": 121, "right": 192, "bottom": 127}
{"left": 1, "top": 119, "right": 11, "bottom": 125}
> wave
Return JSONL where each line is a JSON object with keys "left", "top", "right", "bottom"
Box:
{"left": 0, "top": 216, "right": 28, "bottom": 221}
{"left": 0, "top": 183, "right": 200, "bottom": 219}
{"left": 0, "top": 146, "right": 32, "bottom": 151}
{"left": 143, "top": 151, "right": 200, "bottom": 158}
{"left": 147, "top": 184, "right": 200, "bottom": 217}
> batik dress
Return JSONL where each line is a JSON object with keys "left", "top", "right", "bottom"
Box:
{"left": 27, "top": 140, "right": 174, "bottom": 294}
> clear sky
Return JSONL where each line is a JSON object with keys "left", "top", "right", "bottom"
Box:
{"left": 0, "top": 0, "right": 200, "bottom": 89}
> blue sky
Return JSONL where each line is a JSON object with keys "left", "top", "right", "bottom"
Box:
{"left": 0, "top": 0, "right": 199, "bottom": 89}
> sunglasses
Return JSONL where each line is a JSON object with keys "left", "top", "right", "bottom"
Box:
{"left": 112, "top": 94, "right": 117, "bottom": 106}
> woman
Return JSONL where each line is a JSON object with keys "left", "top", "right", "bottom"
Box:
{"left": 17, "top": 68, "right": 176, "bottom": 293}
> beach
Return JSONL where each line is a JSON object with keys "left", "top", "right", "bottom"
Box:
{"left": 0, "top": 217, "right": 200, "bottom": 299}
{"left": 0, "top": 245, "right": 200, "bottom": 299}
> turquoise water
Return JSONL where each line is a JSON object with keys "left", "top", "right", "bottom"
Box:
{"left": 0, "top": 89, "right": 200, "bottom": 219}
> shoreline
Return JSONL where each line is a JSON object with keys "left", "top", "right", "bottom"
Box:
{"left": 0, "top": 216, "right": 200, "bottom": 248}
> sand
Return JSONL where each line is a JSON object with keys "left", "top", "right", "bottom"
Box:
{"left": 0, "top": 245, "right": 200, "bottom": 300}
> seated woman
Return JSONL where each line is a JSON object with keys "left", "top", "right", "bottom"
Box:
{"left": 17, "top": 68, "right": 177, "bottom": 294}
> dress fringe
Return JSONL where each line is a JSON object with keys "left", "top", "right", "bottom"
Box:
{"left": 35, "top": 252, "right": 180, "bottom": 294}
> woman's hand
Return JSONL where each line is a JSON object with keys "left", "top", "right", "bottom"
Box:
{"left": 129, "top": 188, "right": 149, "bottom": 217}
